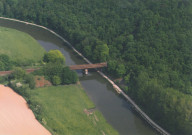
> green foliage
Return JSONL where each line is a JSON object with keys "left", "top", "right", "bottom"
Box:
{"left": 0, "top": 76, "right": 6, "bottom": 83}
{"left": 93, "top": 44, "right": 109, "bottom": 62}
{"left": 1, "top": 0, "right": 192, "bottom": 134}
{"left": 32, "top": 68, "right": 44, "bottom": 76}
{"left": 43, "top": 63, "right": 78, "bottom": 85}
{"left": 43, "top": 62, "right": 63, "bottom": 80}
{"left": 12, "top": 67, "right": 26, "bottom": 79}
{"left": 25, "top": 74, "right": 35, "bottom": 89}
{"left": 107, "top": 60, "right": 117, "bottom": 73}
{"left": 0, "top": 61, "right": 5, "bottom": 71}
{"left": 0, "top": 27, "right": 45, "bottom": 64}
{"left": 43, "top": 50, "right": 65, "bottom": 64}
{"left": 0, "top": 54, "right": 12, "bottom": 70}
{"left": 61, "top": 67, "right": 78, "bottom": 85}
{"left": 52, "top": 75, "right": 61, "bottom": 86}
{"left": 0, "top": 1, "right": 4, "bottom": 14}
{"left": 8, "top": 80, "right": 30, "bottom": 98}
{"left": 28, "top": 101, "right": 43, "bottom": 121}
{"left": 107, "top": 61, "right": 126, "bottom": 77}
{"left": 124, "top": 74, "right": 130, "bottom": 84}
{"left": 116, "top": 64, "right": 126, "bottom": 77}
{"left": 131, "top": 71, "right": 192, "bottom": 135}
{"left": 26, "top": 85, "right": 119, "bottom": 135}
{"left": 124, "top": 86, "right": 129, "bottom": 92}
{"left": 8, "top": 67, "right": 36, "bottom": 90}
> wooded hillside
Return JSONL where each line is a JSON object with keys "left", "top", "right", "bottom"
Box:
{"left": 0, "top": 0, "right": 191, "bottom": 134}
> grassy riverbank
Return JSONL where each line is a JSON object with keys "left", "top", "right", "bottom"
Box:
{"left": 0, "top": 26, "right": 45, "bottom": 63}
{"left": 27, "top": 85, "right": 119, "bottom": 135}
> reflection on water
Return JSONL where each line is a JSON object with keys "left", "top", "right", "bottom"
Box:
{"left": 0, "top": 18, "right": 158, "bottom": 135}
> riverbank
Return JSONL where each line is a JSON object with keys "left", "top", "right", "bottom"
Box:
{"left": 97, "top": 71, "right": 170, "bottom": 135}
{"left": 26, "top": 85, "right": 119, "bottom": 135}
{"left": 0, "top": 85, "right": 51, "bottom": 135}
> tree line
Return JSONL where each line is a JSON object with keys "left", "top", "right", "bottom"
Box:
{"left": 0, "top": 0, "right": 191, "bottom": 134}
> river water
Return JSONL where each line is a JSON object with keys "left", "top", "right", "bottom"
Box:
{"left": 0, "top": 19, "right": 158, "bottom": 135}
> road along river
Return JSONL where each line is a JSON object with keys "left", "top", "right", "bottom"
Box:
{"left": 0, "top": 18, "right": 158, "bottom": 135}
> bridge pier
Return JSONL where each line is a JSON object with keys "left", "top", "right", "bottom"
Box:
{"left": 83, "top": 69, "right": 88, "bottom": 75}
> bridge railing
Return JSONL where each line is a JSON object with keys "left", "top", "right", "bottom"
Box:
{"left": 69, "top": 62, "right": 107, "bottom": 70}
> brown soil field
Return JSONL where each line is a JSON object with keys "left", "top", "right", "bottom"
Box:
{"left": 0, "top": 85, "right": 51, "bottom": 135}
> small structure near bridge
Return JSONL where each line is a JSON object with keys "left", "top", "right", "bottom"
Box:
{"left": 69, "top": 62, "right": 107, "bottom": 75}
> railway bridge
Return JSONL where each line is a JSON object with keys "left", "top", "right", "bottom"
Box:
{"left": 0, "top": 62, "right": 107, "bottom": 76}
{"left": 69, "top": 62, "right": 107, "bottom": 74}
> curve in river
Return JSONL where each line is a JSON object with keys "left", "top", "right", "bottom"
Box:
{"left": 0, "top": 18, "right": 158, "bottom": 135}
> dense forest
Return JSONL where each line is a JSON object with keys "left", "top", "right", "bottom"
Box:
{"left": 0, "top": 0, "right": 191, "bottom": 134}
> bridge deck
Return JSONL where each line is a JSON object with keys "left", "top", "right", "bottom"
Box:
{"left": 69, "top": 62, "right": 107, "bottom": 70}
{"left": 0, "top": 63, "right": 107, "bottom": 76}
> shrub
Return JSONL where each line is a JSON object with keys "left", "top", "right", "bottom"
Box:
{"left": 43, "top": 62, "right": 63, "bottom": 80}
{"left": 61, "top": 67, "right": 78, "bottom": 84}
{"left": 25, "top": 74, "right": 35, "bottom": 89}
{"left": 43, "top": 50, "right": 65, "bottom": 64}
{"left": 0, "top": 54, "right": 12, "bottom": 70}
{"left": 32, "top": 68, "right": 44, "bottom": 76}
{"left": 12, "top": 67, "right": 26, "bottom": 79}
{"left": 0, "top": 61, "right": 5, "bottom": 71}
{"left": 52, "top": 75, "right": 61, "bottom": 85}
{"left": 0, "top": 76, "right": 6, "bottom": 83}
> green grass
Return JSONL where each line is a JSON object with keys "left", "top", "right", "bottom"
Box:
{"left": 0, "top": 26, "right": 45, "bottom": 62}
{"left": 27, "top": 85, "right": 119, "bottom": 135}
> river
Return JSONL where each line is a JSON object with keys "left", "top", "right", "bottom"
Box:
{"left": 0, "top": 18, "right": 158, "bottom": 135}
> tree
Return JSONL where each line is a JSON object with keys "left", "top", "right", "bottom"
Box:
{"left": 43, "top": 64, "right": 78, "bottom": 85}
{"left": 12, "top": 67, "right": 26, "bottom": 79}
{"left": 107, "top": 60, "right": 117, "bottom": 75}
{"left": 25, "top": 74, "right": 35, "bottom": 89}
{"left": 52, "top": 75, "right": 61, "bottom": 86}
{"left": 116, "top": 64, "right": 126, "bottom": 77}
{"left": 2, "top": 0, "right": 192, "bottom": 134}
{"left": 0, "top": 61, "right": 5, "bottom": 71}
{"left": 43, "top": 62, "right": 63, "bottom": 80}
{"left": 0, "top": 1, "right": 4, "bottom": 15}
{"left": 124, "top": 74, "right": 130, "bottom": 84}
{"left": 43, "top": 50, "right": 65, "bottom": 64}
{"left": 93, "top": 44, "right": 109, "bottom": 62}
{"left": 0, "top": 54, "right": 12, "bottom": 70}
{"left": 61, "top": 67, "right": 78, "bottom": 84}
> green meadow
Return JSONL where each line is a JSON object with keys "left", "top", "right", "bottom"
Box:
{"left": 27, "top": 85, "right": 119, "bottom": 135}
{"left": 0, "top": 26, "right": 45, "bottom": 63}
{"left": 0, "top": 26, "right": 118, "bottom": 135}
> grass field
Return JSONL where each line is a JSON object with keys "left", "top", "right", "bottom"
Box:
{"left": 27, "top": 85, "right": 119, "bottom": 135}
{"left": 0, "top": 26, "right": 45, "bottom": 63}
